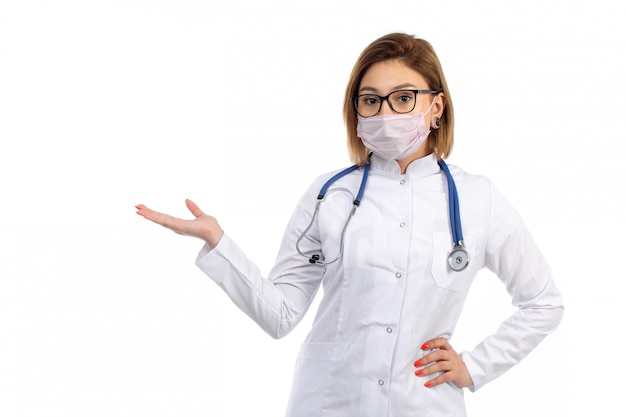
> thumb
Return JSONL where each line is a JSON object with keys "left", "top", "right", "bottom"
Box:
{"left": 185, "top": 199, "right": 204, "bottom": 218}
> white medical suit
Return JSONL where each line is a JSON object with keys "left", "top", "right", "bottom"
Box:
{"left": 195, "top": 153, "right": 564, "bottom": 417}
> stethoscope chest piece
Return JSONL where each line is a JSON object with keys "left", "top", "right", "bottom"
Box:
{"left": 447, "top": 245, "right": 470, "bottom": 272}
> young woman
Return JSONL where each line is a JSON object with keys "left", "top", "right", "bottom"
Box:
{"left": 136, "top": 33, "right": 563, "bottom": 417}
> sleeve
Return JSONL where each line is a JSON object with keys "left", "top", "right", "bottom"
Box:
{"left": 195, "top": 179, "right": 327, "bottom": 340}
{"left": 460, "top": 180, "right": 564, "bottom": 391}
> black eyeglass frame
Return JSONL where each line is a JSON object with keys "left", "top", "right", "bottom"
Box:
{"left": 352, "top": 89, "right": 442, "bottom": 118}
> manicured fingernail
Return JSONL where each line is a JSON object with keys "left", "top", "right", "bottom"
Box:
{"left": 421, "top": 343, "right": 430, "bottom": 350}
{"left": 414, "top": 359, "right": 423, "bottom": 367}
{"left": 424, "top": 381, "right": 432, "bottom": 387}
{"left": 415, "top": 370, "right": 423, "bottom": 376}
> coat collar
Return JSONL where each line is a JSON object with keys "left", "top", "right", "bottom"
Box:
{"left": 369, "top": 153, "right": 441, "bottom": 179}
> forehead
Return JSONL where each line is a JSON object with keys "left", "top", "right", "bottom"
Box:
{"left": 359, "top": 60, "right": 428, "bottom": 92}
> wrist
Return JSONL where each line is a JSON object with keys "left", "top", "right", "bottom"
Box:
{"left": 205, "top": 228, "right": 224, "bottom": 249}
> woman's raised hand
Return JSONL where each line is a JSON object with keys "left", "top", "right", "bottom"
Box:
{"left": 135, "top": 199, "right": 224, "bottom": 248}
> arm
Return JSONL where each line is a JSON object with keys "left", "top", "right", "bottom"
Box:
{"left": 136, "top": 187, "right": 326, "bottom": 340}
{"left": 194, "top": 186, "right": 326, "bottom": 339}
{"left": 460, "top": 181, "right": 565, "bottom": 391}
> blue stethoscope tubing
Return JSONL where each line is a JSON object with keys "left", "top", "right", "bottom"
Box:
{"left": 296, "top": 164, "right": 370, "bottom": 265}
{"left": 437, "top": 159, "right": 470, "bottom": 271}
{"left": 296, "top": 159, "right": 469, "bottom": 271}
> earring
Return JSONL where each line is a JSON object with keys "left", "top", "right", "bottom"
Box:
{"left": 432, "top": 117, "right": 441, "bottom": 129}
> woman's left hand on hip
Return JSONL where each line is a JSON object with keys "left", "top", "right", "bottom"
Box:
{"left": 413, "top": 337, "right": 474, "bottom": 389}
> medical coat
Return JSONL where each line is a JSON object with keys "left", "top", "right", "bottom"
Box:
{"left": 195, "top": 153, "right": 564, "bottom": 417}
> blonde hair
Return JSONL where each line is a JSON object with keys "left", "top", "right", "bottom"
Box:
{"left": 343, "top": 33, "right": 454, "bottom": 165}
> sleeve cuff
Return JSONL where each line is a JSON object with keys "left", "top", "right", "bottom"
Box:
{"left": 460, "top": 350, "right": 482, "bottom": 392}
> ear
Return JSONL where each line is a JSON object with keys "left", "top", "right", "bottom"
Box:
{"left": 433, "top": 92, "right": 445, "bottom": 118}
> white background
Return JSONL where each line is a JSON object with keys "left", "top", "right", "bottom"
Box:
{"left": 1, "top": 0, "right": 624, "bottom": 416}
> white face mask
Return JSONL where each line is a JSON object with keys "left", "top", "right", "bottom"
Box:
{"left": 356, "top": 100, "right": 436, "bottom": 161}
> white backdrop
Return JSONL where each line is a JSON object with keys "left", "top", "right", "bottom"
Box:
{"left": 1, "top": 0, "right": 624, "bottom": 416}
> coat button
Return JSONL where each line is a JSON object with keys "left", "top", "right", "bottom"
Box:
{"left": 378, "top": 379, "right": 385, "bottom": 385}
{"left": 386, "top": 327, "right": 393, "bottom": 333}
{"left": 396, "top": 272, "right": 402, "bottom": 278}
{"left": 400, "top": 222, "right": 406, "bottom": 228}
{"left": 400, "top": 179, "right": 406, "bottom": 185}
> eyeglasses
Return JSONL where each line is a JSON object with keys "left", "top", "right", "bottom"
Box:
{"left": 353, "top": 89, "right": 440, "bottom": 118}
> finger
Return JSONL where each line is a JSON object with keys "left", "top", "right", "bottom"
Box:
{"left": 414, "top": 361, "right": 450, "bottom": 377}
{"left": 135, "top": 204, "right": 160, "bottom": 220}
{"left": 136, "top": 205, "right": 181, "bottom": 231}
{"left": 421, "top": 337, "right": 450, "bottom": 351}
{"left": 414, "top": 349, "right": 448, "bottom": 368}
{"left": 185, "top": 199, "right": 205, "bottom": 218}
{"left": 136, "top": 207, "right": 163, "bottom": 224}
{"left": 423, "top": 371, "right": 453, "bottom": 388}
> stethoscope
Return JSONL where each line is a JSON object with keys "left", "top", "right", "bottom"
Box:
{"left": 296, "top": 159, "right": 470, "bottom": 272}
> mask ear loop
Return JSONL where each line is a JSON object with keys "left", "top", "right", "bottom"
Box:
{"left": 424, "top": 94, "right": 441, "bottom": 129}
{"left": 424, "top": 95, "right": 438, "bottom": 115}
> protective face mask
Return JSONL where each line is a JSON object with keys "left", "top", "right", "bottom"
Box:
{"left": 356, "top": 101, "right": 436, "bottom": 161}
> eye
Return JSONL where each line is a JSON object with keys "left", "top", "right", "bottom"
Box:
{"left": 392, "top": 91, "right": 415, "bottom": 104}
{"left": 359, "top": 95, "right": 381, "bottom": 106}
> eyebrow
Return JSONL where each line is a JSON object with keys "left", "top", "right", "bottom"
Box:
{"left": 358, "top": 83, "right": 418, "bottom": 94}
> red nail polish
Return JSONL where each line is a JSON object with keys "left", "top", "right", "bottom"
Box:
{"left": 424, "top": 381, "right": 432, "bottom": 387}
{"left": 415, "top": 370, "right": 423, "bottom": 376}
{"left": 421, "top": 343, "right": 430, "bottom": 350}
{"left": 414, "top": 359, "right": 423, "bottom": 367}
